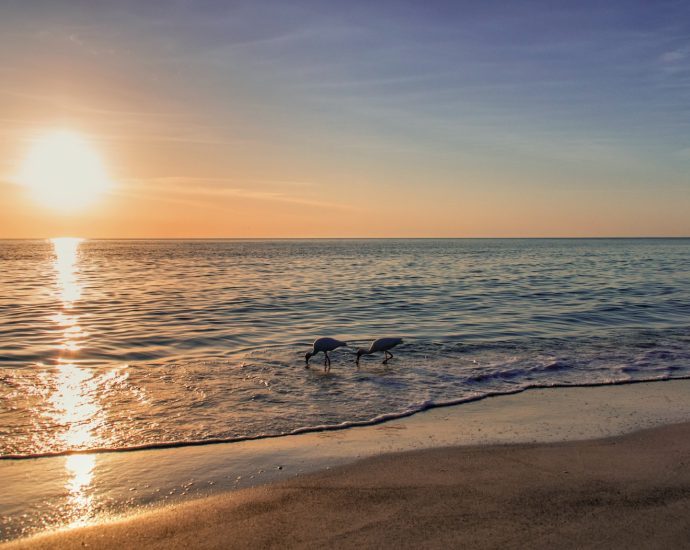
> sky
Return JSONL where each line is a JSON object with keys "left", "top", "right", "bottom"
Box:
{"left": 0, "top": 0, "right": 689, "bottom": 237}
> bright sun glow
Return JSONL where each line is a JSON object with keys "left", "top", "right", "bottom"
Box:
{"left": 17, "top": 130, "right": 111, "bottom": 212}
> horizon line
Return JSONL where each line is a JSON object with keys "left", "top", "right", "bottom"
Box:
{"left": 2, "top": 236, "right": 689, "bottom": 241}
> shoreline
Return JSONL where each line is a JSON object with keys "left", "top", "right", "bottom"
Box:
{"left": 7, "top": 375, "right": 690, "bottom": 461}
{"left": 6, "top": 421, "right": 690, "bottom": 549}
{"left": 3, "top": 378, "right": 690, "bottom": 545}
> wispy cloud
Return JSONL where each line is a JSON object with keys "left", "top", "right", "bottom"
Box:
{"left": 660, "top": 49, "right": 687, "bottom": 64}
{"left": 116, "top": 177, "right": 353, "bottom": 211}
{"left": 0, "top": 89, "right": 181, "bottom": 120}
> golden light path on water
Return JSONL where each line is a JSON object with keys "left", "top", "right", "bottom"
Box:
{"left": 47, "top": 238, "right": 99, "bottom": 526}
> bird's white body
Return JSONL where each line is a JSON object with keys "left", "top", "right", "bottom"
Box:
{"left": 312, "top": 337, "right": 348, "bottom": 354}
{"left": 306, "top": 337, "right": 348, "bottom": 371}
{"left": 366, "top": 337, "right": 403, "bottom": 354}
{"left": 357, "top": 337, "right": 403, "bottom": 364}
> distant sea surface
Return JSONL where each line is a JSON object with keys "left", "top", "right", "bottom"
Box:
{"left": 1, "top": 238, "right": 689, "bottom": 458}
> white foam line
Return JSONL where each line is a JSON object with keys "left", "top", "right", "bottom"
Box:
{"left": 3, "top": 374, "right": 689, "bottom": 461}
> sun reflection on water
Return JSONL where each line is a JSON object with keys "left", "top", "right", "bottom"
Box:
{"left": 52, "top": 237, "right": 83, "bottom": 307}
{"left": 64, "top": 454, "right": 96, "bottom": 527}
{"left": 47, "top": 362, "right": 101, "bottom": 448}
{"left": 51, "top": 238, "right": 89, "bottom": 355}
{"left": 48, "top": 238, "right": 100, "bottom": 447}
{"left": 47, "top": 238, "right": 100, "bottom": 526}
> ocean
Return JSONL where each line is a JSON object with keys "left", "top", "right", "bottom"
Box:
{"left": 2, "top": 238, "right": 690, "bottom": 458}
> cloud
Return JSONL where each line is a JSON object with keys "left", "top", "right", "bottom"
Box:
{"left": 117, "top": 177, "right": 354, "bottom": 211}
{"left": 0, "top": 89, "right": 181, "bottom": 120}
{"left": 660, "top": 49, "right": 688, "bottom": 64}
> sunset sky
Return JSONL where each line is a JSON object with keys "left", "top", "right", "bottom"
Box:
{"left": 1, "top": 1, "right": 688, "bottom": 238}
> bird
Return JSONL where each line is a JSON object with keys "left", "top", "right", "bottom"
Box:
{"left": 305, "top": 337, "right": 348, "bottom": 372}
{"left": 356, "top": 337, "right": 404, "bottom": 366}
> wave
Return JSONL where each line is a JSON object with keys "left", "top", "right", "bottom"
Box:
{"left": 4, "top": 374, "right": 689, "bottom": 461}
{"left": 2, "top": 239, "right": 690, "bottom": 461}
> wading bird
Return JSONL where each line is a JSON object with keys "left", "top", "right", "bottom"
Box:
{"left": 305, "top": 337, "right": 348, "bottom": 372}
{"left": 356, "top": 337, "right": 403, "bottom": 365}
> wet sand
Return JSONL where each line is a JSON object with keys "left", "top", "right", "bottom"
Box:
{"left": 6, "top": 420, "right": 690, "bottom": 549}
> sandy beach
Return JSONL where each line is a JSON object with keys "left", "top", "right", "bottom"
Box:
{"left": 5, "top": 403, "right": 690, "bottom": 548}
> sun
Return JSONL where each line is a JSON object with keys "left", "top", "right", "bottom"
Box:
{"left": 17, "top": 130, "right": 112, "bottom": 213}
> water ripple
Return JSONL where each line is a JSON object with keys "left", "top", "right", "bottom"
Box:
{"left": 1, "top": 238, "right": 689, "bottom": 457}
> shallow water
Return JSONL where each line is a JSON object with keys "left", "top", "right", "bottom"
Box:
{"left": 1, "top": 238, "right": 689, "bottom": 457}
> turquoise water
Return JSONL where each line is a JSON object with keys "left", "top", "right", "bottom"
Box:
{"left": 1, "top": 238, "right": 689, "bottom": 457}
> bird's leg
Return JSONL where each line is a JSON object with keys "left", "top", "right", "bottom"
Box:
{"left": 324, "top": 351, "right": 330, "bottom": 368}
{"left": 383, "top": 351, "right": 393, "bottom": 364}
